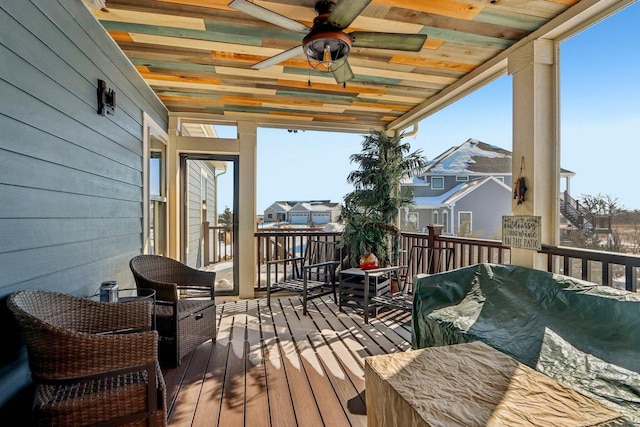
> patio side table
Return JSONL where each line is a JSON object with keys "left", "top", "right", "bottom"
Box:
{"left": 339, "top": 266, "right": 403, "bottom": 323}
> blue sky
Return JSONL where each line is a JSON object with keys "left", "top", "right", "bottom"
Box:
{"left": 218, "top": 2, "right": 640, "bottom": 213}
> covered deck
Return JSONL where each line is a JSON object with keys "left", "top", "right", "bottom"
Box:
{"left": 163, "top": 294, "right": 410, "bottom": 426}
{"left": 2, "top": 0, "right": 639, "bottom": 422}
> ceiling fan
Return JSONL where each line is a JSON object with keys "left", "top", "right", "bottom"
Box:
{"left": 228, "top": 0, "right": 428, "bottom": 86}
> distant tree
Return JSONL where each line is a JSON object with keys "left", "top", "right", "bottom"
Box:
{"left": 219, "top": 206, "right": 233, "bottom": 226}
{"left": 565, "top": 193, "right": 624, "bottom": 251}
{"left": 580, "top": 193, "right": 623, "bottom": 216}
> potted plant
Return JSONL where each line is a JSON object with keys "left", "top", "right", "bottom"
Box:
{"left": 339, "top": 130, "right": 428, "bottom": 268}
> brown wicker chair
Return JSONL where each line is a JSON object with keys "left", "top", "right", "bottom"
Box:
{"left": 129, "top": 255, "right": 216, "bottom": 367}
{"left": 7, "top": 289, "right": 166, "bottom": 427}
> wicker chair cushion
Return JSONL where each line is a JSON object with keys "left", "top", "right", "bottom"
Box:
{"left": 36, "top": 367, "right": 165, "bottom": 427}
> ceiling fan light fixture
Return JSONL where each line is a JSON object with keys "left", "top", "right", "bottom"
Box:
{"left": 303, "top": 31, "right": 351, "bottom": 72}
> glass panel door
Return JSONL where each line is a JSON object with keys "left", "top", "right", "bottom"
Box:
{"left": 181, "top": 154, "right": 238, "bottom": 296}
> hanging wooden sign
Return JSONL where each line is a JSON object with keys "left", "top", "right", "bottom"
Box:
{"left": 502, "top": 215, "right": 541, "bottom": 250}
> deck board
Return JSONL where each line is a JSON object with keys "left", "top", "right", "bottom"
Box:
{"left": 163, "top": 294, "right": 411, "bottom": 426}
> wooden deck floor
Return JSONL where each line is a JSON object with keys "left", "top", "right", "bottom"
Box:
{"left": 162, "top": 294, "right": 412, "bottom": 427}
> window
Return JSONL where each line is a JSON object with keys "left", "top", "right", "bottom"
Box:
{"left": 150, "top": 152, "right": 162, "bottom": 199}
{"left": 143, "top": 113, "right": 168, "bottom": 257}
{"left": 201, "top": 171, "right": 208, "bottom": 205}
{"left": 442, "top": 210, "right": 449, "bottom": 234}
{"left": 456, "top": 176, "right": 469, "bottom": 182}
{"left": 458, "top": 212, "right": 472, "bottom": 237}
{"left": 408, "top": 211, "right": 418, "bottom": 231}
{"left": 431, "top": 177, "right": 444, "bottom": 189}
{"left": 432, "top": 211, "right": 438, "bottom": 224}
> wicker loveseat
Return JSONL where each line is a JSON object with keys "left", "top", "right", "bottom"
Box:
{"left": 8, "top": 289, "right": 166, "bottom": 426}
{"left": 129, "top": 255, "right": 217, "bottom": 367}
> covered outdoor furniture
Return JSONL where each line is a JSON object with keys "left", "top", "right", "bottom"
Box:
{"left": 365, "top": 341, "right": 623, "bottom": 427}
{"left": 129, "top": 254, "right": 216, "bottom": 367}
{"left": 266, "top": 239, "right": 340, "bottom": 315}
{"left": 412, "top": 263, "right": 640, "bottom": 424}
{"left": 8, "top": 289, "right": 166, "bottom": 426}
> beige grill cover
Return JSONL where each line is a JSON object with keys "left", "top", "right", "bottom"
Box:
{"left": 365, "top": 342, "right": 623, "bottom": 427}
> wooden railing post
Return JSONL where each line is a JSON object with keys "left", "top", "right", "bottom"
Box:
{"left": 426, "top": 224, "right": 443, "bottom": 274}
{"left": 203, "top": 221, "right": 210, "bottom": 266}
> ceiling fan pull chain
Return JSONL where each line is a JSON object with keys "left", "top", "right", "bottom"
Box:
{"left": 343, "top": 66, "right": 346, "bottom": 88}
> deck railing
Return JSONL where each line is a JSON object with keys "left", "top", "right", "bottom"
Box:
{"left": 400, "top": 226, "right": 511, "bottom": 275}
{"left": 540, "top": 244, "right": 639, "bottom": 292}
{"left": 253, "top": 226, "right": 639, "bottom": 292}
{"left": 202, "top": 222, "right": 233, "bottom": 266}
{"left": 255, "top": 228, "right": 342, "bottom": 289}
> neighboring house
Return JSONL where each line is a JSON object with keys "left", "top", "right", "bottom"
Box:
{"left": 263, "top": 200, "right": 341, "bottom": 225}
{"left": 289, "top": 202, "right": 341, "bottom": 225}
{"left": 401, "top": 138, "right": 574, "bottom": 239}
{"left": 264, "top": 201, "right": 293, "bottom": 223}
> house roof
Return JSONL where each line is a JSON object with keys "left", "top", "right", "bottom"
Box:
{"left": 411, "top": 138, "right": 575, "bottom": 179}
{"left": 413, "top": 175, "right": 510, "bottom": 208}
{"left": 268, "top": 200, "right": 339, "bottom": 212}
{"left": 423, "top": 138, "right": 512, "bottom": 175}
{"left": 267, "top": 202, "right": 293, "bottom": 212}
{"left": 290, "top": 202, "right": 340, "bottom": 212}
{"left": 83, "top": 0, "right": 623, "bottom": 133}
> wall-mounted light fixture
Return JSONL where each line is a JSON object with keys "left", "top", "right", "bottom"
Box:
{"left": 97, "top": 79, "right": 116, "bottom": 116}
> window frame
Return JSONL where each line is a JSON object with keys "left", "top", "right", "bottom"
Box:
{"left": 431, "top": 176, "right": 445, "bottom": 189}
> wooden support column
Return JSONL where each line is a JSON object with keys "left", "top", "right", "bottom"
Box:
{"left": 509, "top": 39, "right": 560, "bottom": 269}
{"left": 167, "top": 116, "right": 180, "bottom": 260}
{"left": 237, "top": 122, "right": 257, "bottom": 299}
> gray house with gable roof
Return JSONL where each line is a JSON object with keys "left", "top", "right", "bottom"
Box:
{"left": 401, "top": 138, "right": 574, "bottom": 239}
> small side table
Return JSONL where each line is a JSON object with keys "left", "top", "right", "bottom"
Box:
{"left": 339, "top": 266, "right": 404, "bottom": 323}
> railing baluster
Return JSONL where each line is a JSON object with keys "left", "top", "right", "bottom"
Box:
{"left": 255, "top": 230, "right": 639, "bottom": 292}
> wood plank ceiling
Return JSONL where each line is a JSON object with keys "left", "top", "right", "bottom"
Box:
{"left": 90, "top": 0, "right": 578, "bottom": 133}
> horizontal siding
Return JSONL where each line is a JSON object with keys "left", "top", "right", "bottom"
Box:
{"left": 0, "top": 149, "right": 141, "bottom": 201}
{"left": 186, "top": 161, "right": 202, "bottom": 268}
{"left": 0, "top": 233, "right": 141, "bottom": 294}
{"left": 0, "top": 114, "right": 142, "bottom": 186}
{"left": 0, "top": 0, "right": 167, "bottom": 412}
{"left": 0, "top": 218, "right": 142, "bottom": 254}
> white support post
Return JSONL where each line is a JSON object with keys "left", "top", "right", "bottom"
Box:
{"left": 237, "top": 122, "right": 258, "bottom": 298}
{"left": 168, "top": 116, "right": 181, "bottom": 260}
{"left": 509, "top": 39, "right": 560, "bottom": 269}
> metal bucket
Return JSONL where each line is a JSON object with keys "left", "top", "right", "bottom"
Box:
{"left": 100, "top": 281, "right": 119, "bottom": 302}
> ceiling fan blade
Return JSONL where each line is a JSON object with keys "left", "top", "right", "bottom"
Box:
{"left": 228, "top": 0, "right": 310, "bottom": 33}
{"left": 328, "top": 0, "right": 371, "bottom": 29}
{"left": 350, "top": 32, "right": 427, "bottom": 51}
{"left": 252, "top": 45, "right": 304, "bottom": 70}
{"left": 332, "top": 61, "right": 354, "bottom": 84}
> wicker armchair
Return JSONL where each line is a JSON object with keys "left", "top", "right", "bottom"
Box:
{"left": 7, "top": 289, "right": 166, "bottom": 427}
{"left": 129, "top": 255, "right": 216, "bottom": 367}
